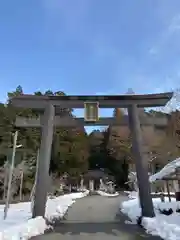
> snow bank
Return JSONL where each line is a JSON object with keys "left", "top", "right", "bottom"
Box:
{"left": 124, "top": 191, "right": 175, "bottom": 199}
{"left": 68, "top": 191, "right": 89, "bottom": 200}
{"left": 120, "top": 196, "right": 180, "bottom": 240}
{"left": 0, "top": 216, "right": 47, "bottom": 240}
{"left": 0, "top": 190, "right": 89, "bottom": 240}
{"left": 97, "top": 190, "right": 119, "bottom": 197}
{"left": 149, "top": 157, "right": 180, "bottom": 182}
{"left": 124, "top": 191, "right": 138, "bottom": 199}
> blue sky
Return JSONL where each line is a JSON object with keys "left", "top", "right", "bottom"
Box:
{"left": 0, "top": 0, "right": 180, "bottom": 132}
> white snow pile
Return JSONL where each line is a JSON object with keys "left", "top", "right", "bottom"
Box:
{"left": 124, "top": 191, "right": 175, "bottom": 199}
{"left": 149, "top": 157, "right": 180, "bottom": 183}
{"left": 0, "top": 190, "right": 89, "bottom": 240}
{"left": 124, "top": 191, "right": 138, "bottom": 199}
{"left": 120, "top": 196, "right": 180, "bottom": 240}
{"left": 96, "top": 190, "right": 119, "bottom": 197}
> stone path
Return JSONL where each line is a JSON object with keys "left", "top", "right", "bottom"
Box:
{"left": 32, "top": 194, "right": 161, "bottom": 239}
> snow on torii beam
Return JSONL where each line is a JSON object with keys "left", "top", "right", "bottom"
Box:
{"left": 9, "top": 92, "right": 173, "bottom": 219}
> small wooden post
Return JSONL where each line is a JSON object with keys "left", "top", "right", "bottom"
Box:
{"left": 30, "top": 149, "right": 40, "bottom": 200}
{"left": 160, "top": 192, "right": 165, "bottom": 202}
{"left": 4, "top": 131, "right": 18, "bottom": 219}
{"left": 3, "top": 162, "right": 9, "bottom": 201}
{"left": 19, "top": 169, "right": 24, "bottom": 201}
{"left": 173, "top": 180, "right": 179, "bottom": 192}
{"left": 166, "top": 180, "right": 171, "bottom": 202}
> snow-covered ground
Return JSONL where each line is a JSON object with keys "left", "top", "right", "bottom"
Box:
{"left": 121, "top": 193, "right": 180, "bottom": 240}
{"left": 0, "top": 190, "right": 89, "bottom": 240}
{"left": 96, "top": 190, "right": 119, "bottom": 197}
{"left": 124, "top": 191, "right": 138, "bottom": 199}
{"left": 121, "top": 157, "right": 180, "bottom": 239}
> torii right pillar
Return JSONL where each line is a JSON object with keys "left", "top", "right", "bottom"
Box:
{"left": 128, "top": 104, "right": 155, "bottom": 217}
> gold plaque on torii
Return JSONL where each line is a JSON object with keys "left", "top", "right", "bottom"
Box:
{"left": 84, "top": 102, "right": 99, "bottom": 122}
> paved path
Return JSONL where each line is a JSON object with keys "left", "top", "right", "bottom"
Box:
{"left": 32, "top": 194, "right": 161, "bottom": 240}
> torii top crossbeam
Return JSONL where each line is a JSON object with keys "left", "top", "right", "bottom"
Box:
{"left": 9, "top": 92, "right": 173, "bottom": 109}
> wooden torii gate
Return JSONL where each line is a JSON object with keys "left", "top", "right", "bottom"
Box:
{"left": 10, "top": 92, "right": 173, "bottom": 218}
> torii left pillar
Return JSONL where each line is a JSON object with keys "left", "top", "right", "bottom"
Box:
{"left": 32, "top": 104, "right": 55, "bottom": 218}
